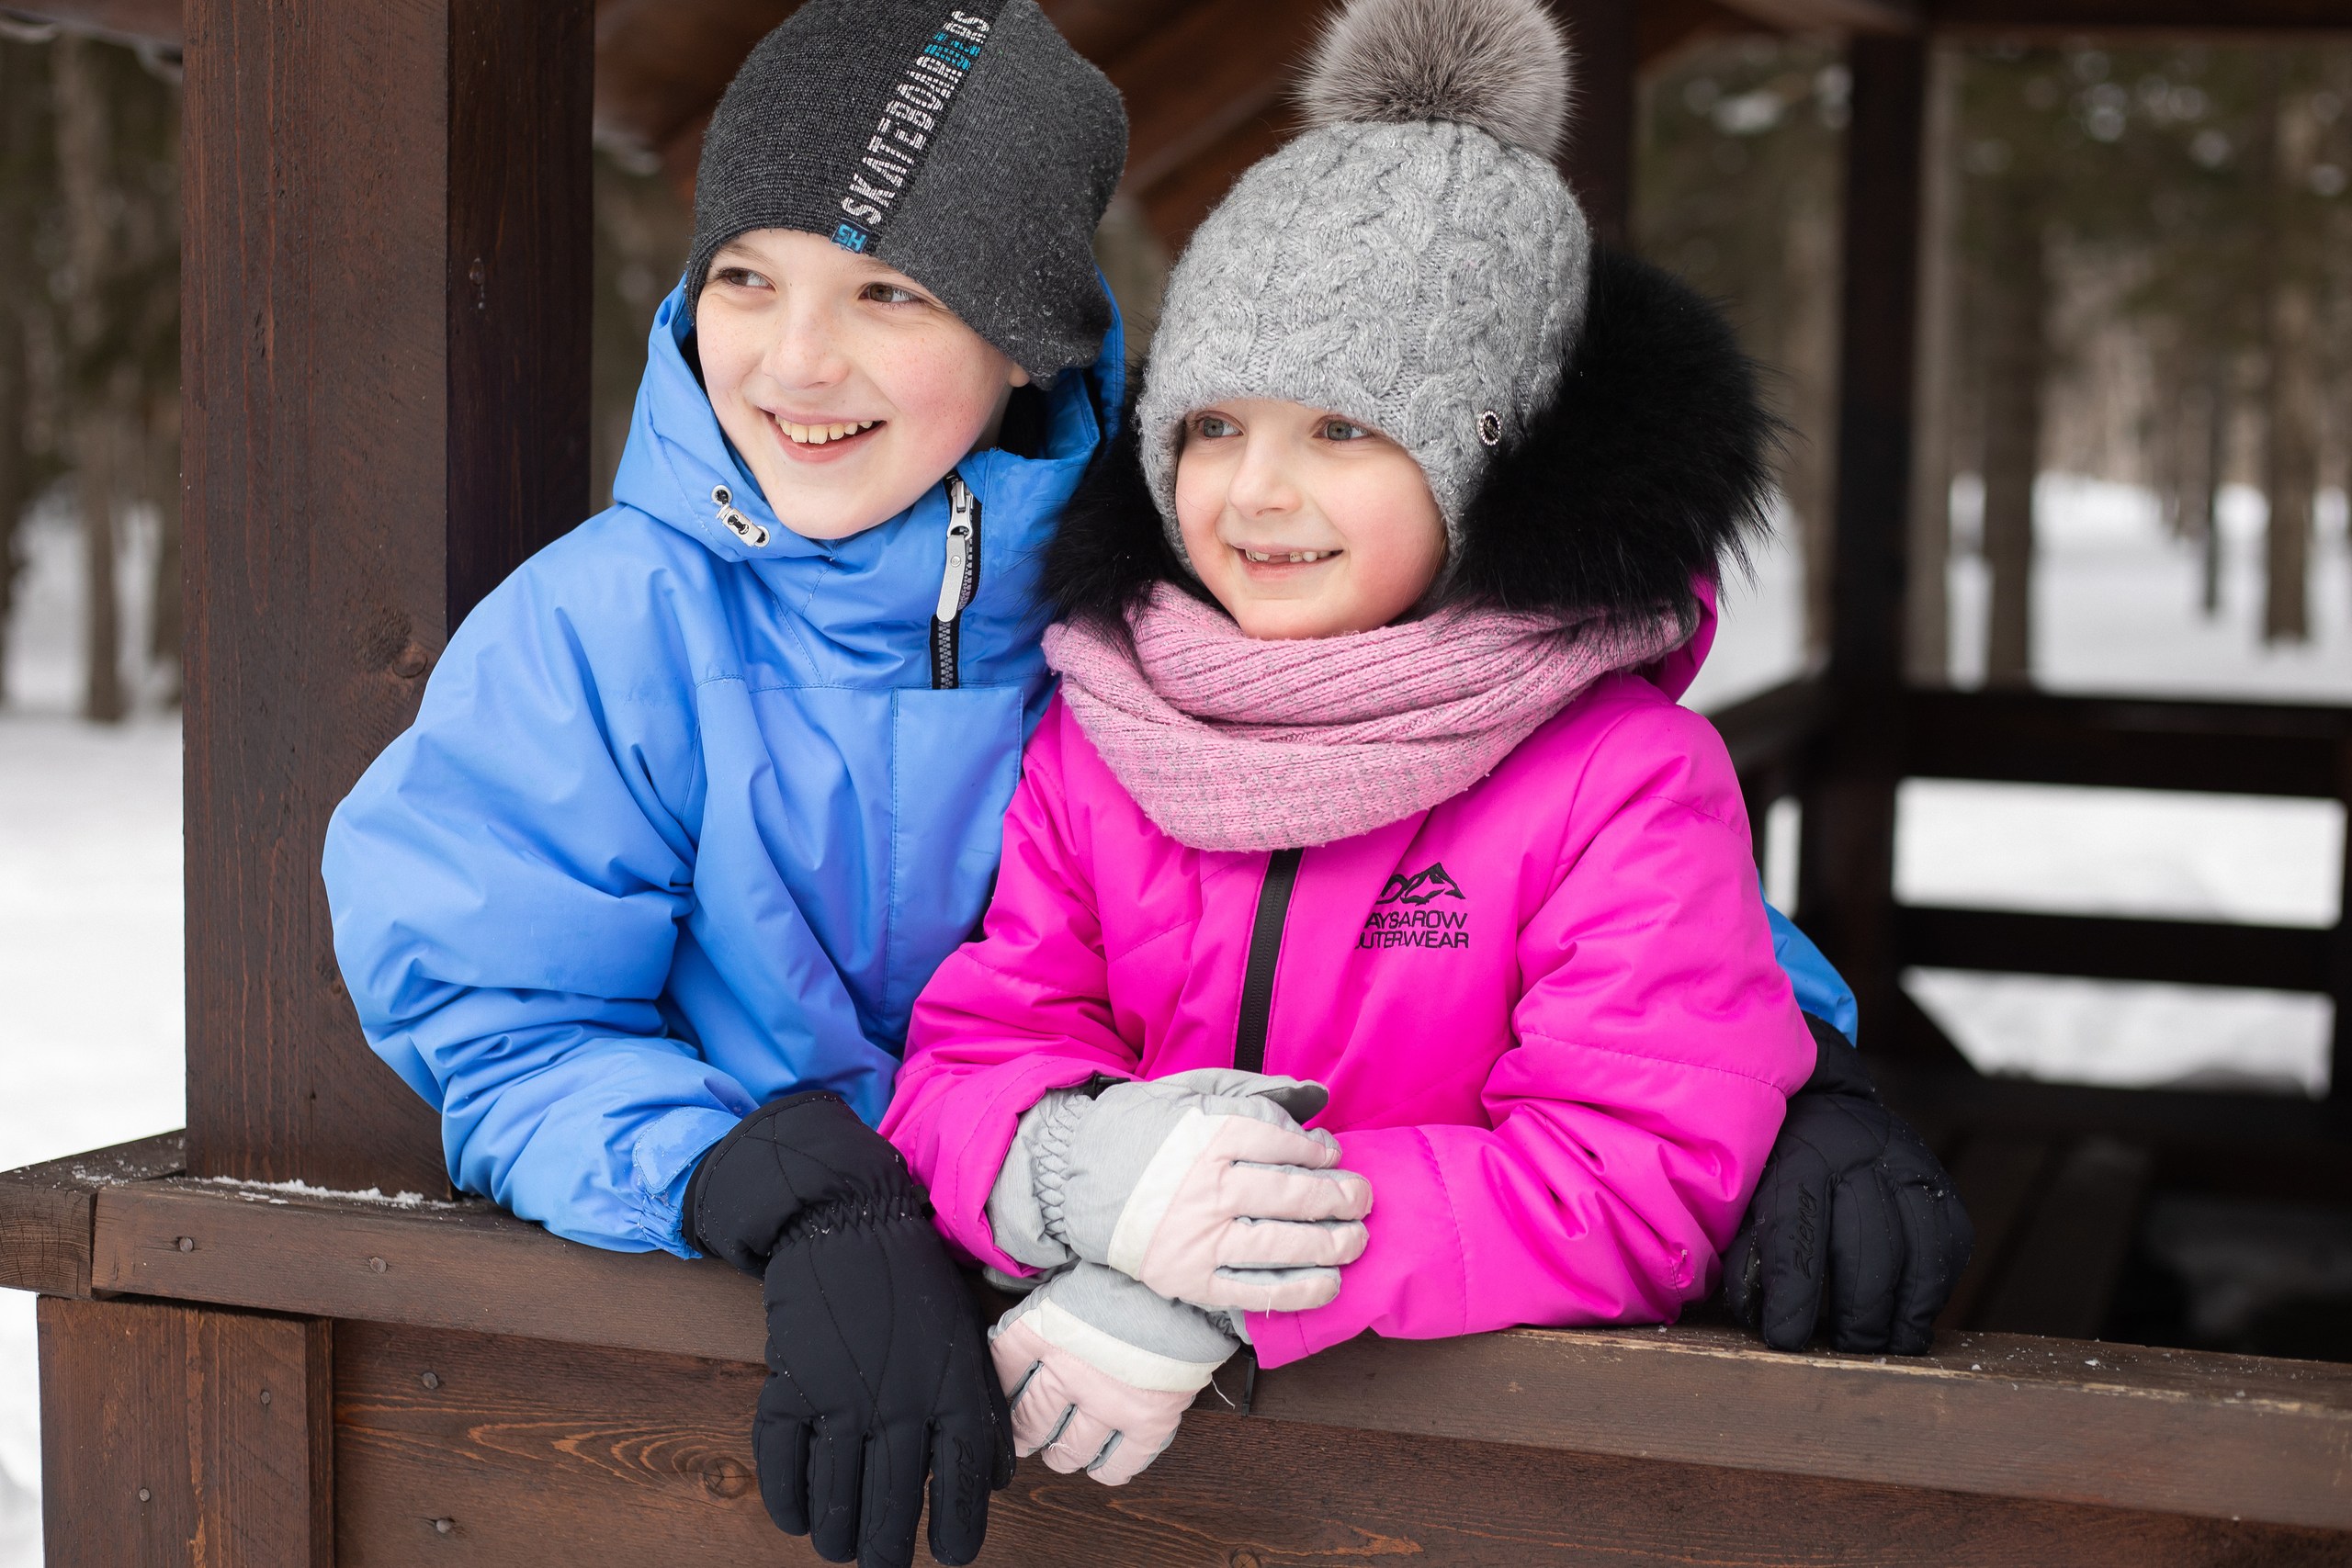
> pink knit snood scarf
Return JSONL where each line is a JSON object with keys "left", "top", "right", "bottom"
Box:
{"left": 1042, "top": 585, "right": 1693, "bottom": 852}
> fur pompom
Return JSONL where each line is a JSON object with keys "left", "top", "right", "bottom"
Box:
{"left": 1297, "top": 0, "right": 1572, "bottom": 159}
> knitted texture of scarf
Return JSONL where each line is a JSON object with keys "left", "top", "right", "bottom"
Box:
{"left": 1042, "top": 584, "right": 1692, "bottom": 852}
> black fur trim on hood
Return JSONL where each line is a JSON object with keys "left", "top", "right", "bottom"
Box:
{"left": 1041, "top": 244, "right": 1777, "bottom": 629}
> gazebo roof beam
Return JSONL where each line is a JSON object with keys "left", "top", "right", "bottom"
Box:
{"left": 1710, "top": 0, "right": 1922, "bottom": 31}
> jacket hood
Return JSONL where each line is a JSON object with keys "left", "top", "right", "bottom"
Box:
{"left": 613, "top": 280, "right": 1125, "bottom": 677}
{"left": 1041, "top": 244, "right": 1770, "bottom": 685}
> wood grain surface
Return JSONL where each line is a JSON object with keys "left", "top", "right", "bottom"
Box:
{"left": 40, "top": 1296, "right": 333, "bottom": 1568}
{"left": 0, "top": 1131, "right": 184, "bottom": 1297}
{"left": 93, "top": 1178, "right": 766, "bottom": 1363}
{"left": 332, "top": 1318, "right": 2349, "bottom": 1566}
{"left": 81, "top": 1174, "right": 2352, "bottom": 1531}
{"left": 180, "top": 0, "right": 593, "bottom": 1197}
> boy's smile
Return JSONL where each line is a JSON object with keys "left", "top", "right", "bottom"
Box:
{"left": 696, "top": 229, "right": 1028, "bottom": 542}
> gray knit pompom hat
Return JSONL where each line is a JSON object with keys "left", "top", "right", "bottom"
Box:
{"left": 1136, "top": 0, "right": 1591, "bottom": 562}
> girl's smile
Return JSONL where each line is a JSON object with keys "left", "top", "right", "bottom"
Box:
{"left": 1175, "top": 398, "right": 1446, "bottom": 638}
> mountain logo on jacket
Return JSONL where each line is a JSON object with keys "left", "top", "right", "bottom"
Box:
{"left": 1362, "top": 863, "right": 1469, "bottom": 951}
{"left": 1377, "top": 863, "right": 1466, "bottom": 906}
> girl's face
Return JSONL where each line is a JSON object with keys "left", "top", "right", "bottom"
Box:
{"left": 696, "top": 228, "right": 1028, "bottom": 542}
{"left": 1174, "top": 399, "right": 1448, "bottom": 638}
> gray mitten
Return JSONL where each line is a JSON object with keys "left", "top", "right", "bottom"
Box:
{"left": 987, "top": 1068, "right": 1374, "bottom": 1312}
{"left": 989, "top": 1261, "right": 1238, "bottom": 1485}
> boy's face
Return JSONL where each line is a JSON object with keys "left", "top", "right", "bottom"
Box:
{"left": 696, "top": 229, "right": 1029, "bottom": 542}
{"left": 1174, "top": 399, "right": 1447, "bottom": 639}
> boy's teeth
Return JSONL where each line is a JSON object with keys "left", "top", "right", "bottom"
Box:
{"left": 782, "top": 419, "right": 876, "bottom": 445}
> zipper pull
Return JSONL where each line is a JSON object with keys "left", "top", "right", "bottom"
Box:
{"left": 934, "top": 475, "right": 976, "bottom": 625}
{"left": 711, "top": 484, "right": 770, "bottom": 549}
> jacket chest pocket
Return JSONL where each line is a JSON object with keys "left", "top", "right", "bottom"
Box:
{"left": 883, "top": 685, "right": 1027, "bottom": 1037}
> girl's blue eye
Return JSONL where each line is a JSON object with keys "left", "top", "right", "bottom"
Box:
{"left": 1322, "top": 419, "right": 1369, "bottom": 441}
{"left": 1195, "top": 414, "right": 1238, "bottom": 438}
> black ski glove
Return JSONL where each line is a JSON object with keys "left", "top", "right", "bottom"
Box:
{"left": 686, "top": 1091, "right": 1014, "bottom": 1568}
{"left": 1724, "top": 1019, "right": 1973, "bottom": 1355}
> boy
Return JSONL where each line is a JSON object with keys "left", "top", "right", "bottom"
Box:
{"left": 323, "top": 4, "right": 1135, "bottom": 1564}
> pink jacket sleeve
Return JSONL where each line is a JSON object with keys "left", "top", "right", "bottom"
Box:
{"left": 1247, "top": 704, "right": 1815, "bottom": 1368}
{"left": 881, "top": 714, "right": 1136, "bottom": 1273}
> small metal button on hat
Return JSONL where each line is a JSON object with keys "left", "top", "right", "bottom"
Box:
{"left": 1478, "top": 410, "right": 1503, "bottom": 446}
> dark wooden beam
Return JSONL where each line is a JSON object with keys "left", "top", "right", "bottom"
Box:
{"left": 1936, "top": 1132, "right": 2055, "bottom": 1329}
{"left": 591, "top": 0, "right": 795, "bottom": 165}
{"left": 1873, "top": 1063, "right": 2352, "bottom": 1179}
{"left": 1715, "top": 0, "right": 1920, "bottom": 29}
{"left": 181, "top": 0, "right": 594, "bottom": 1192}
{"left": 1638, "top": 0, "right": 1769, "bottom": 73}
{"left": 1110, "top": 0, "right": 1330, "bottom": 200}
{"left": 0, "top": 1131, "right": 184, "bottom": 1297}
{"left": 1040, "top": 0, "right": 1198, "bottom": 64}
{"left": 334, "top": 1317, "right": 2350, "bottom": 1565}
{"left": 40, "top": 1297, "right": 333, "bottom": 1568}
{"left": 1929, "top": 0, "right": 2352, "bottom": 31}
{"left": 1905, "top": 689, "right": 2351, "bottom": 799}
{"left": 1901, "top": 905, "right": 2335, "bottom": 992}
{"left": 1971, "top": 1135, "right": 2154, "bottom": 1338}
{"left": 1138, "top": 111, "right": 1295, "bottom": 248}
{"left": 1551, "top": 0, "right": 1637, "bottom": 243}
{"left": 1260, "top": 1319, "right": 2352, "bottom": 1532}
{"left": 41, "top": 1169, "right": 2352, "bottom": 1532}
{"left": 1798, "top": 34, "right": 1929, "bottom": 1051}
{"left": 2335, "top": 740, "right": 2352, "bottom": 1106}
{"left": 92, "top": 1178, "right": 766, "bottom": 1364}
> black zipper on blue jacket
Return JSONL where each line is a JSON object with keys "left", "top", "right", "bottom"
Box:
{"left": 1234, "top": 847, "right": 1304, "bottom": 1075}
{"left": 931, "top": 474, "right": 980, "bottom": 689}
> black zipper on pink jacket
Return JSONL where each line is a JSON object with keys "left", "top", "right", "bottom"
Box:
{"left": 1235, "top": 847, "right": 1304, "bottom": 1073}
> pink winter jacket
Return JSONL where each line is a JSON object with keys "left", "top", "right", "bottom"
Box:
{"left": 881, "top": 621, "right": 1816, "bottom": 1370}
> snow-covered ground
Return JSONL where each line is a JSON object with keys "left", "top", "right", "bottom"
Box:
{"left": 1, "top": 505, "right": 186, "bottom": 1568}
{"left": 0, "top": 475, "right": 2343, "bottom": 1564}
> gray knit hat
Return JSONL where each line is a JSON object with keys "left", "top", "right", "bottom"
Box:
{"left": 684, "top": 0, "right": 1127, "bottom": 381}
{"left": 1136, "top": 0, "right": 1590, "bottom": 560}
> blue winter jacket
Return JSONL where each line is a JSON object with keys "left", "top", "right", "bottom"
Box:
{"left": 323, "top": 284, "right": 1123, "bottom": 1255}
{"left": 324, "top": 280, "right": 1856, "bottom": 1262}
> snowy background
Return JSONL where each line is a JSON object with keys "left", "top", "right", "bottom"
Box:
{"left": 0, "top": 476, "right": 2346, "bottom": 1564}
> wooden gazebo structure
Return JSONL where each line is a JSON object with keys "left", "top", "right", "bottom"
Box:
{"left": 7, "top": 0, "right": 2352, "bottom": 1562}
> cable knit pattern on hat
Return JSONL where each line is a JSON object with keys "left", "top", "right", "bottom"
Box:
{"left": 1134, "top": 0, "right": 1590, "bottom": 566}
{"left": 1041, "top": 585, "right": 1690, "bottom": 852}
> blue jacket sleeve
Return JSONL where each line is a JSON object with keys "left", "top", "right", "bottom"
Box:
{"left": 322, "top": 543, "right": 750, "bottom": 1256}
{"left": 1765, "top": 902, "right": 1858, "bottom": 1044}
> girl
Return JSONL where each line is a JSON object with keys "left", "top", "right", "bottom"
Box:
{"left": 881, "top": 0, "right": 1964, "bottom": 1488}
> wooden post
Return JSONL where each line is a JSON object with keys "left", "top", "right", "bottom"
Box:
{"left": 1550, "top": 0, "right": 1637, "bottom": 243}
{"left": 1798, "top": 34, "right": 1931, "bottom": 1053}
{"left": 180, "top": 0, "right": 594, "bottom": 1190}
{"left": 39, "top": 1296, "right": 333, "bottom": 1568}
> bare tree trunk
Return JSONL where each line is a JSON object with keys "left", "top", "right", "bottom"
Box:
{"left": 0, "top": 273, "right": 24, "bottom": 709}
{"left": 54, "top": 34, "right": 125, "bottom": 721}
{"left": 148, "top": 390, "right": 182, "bottom": 703}
{"left": 2253, "top": 57, "right": 2318, "bottom": 645}
{"left": 0, "top": 38, "right": 46, "bottom": 707}
{"left": 1979, "top": 187, "right": 2048, "bottom": 688}
{"left": 2264, "top": 294, "right": 2318, "bottom": 645}
{"left": 1781, "top": 189, "right": 1839, "bottom": 662}
{"left": 1905, "top": 39, "right": 1962, "bottom": 684}
{"left": 2180, "top": 354, "right": 2232, "bottom": 618}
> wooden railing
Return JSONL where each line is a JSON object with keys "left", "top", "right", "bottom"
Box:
{"left": 8, "top": 1132, "right": 2352, "bottom": 1564}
